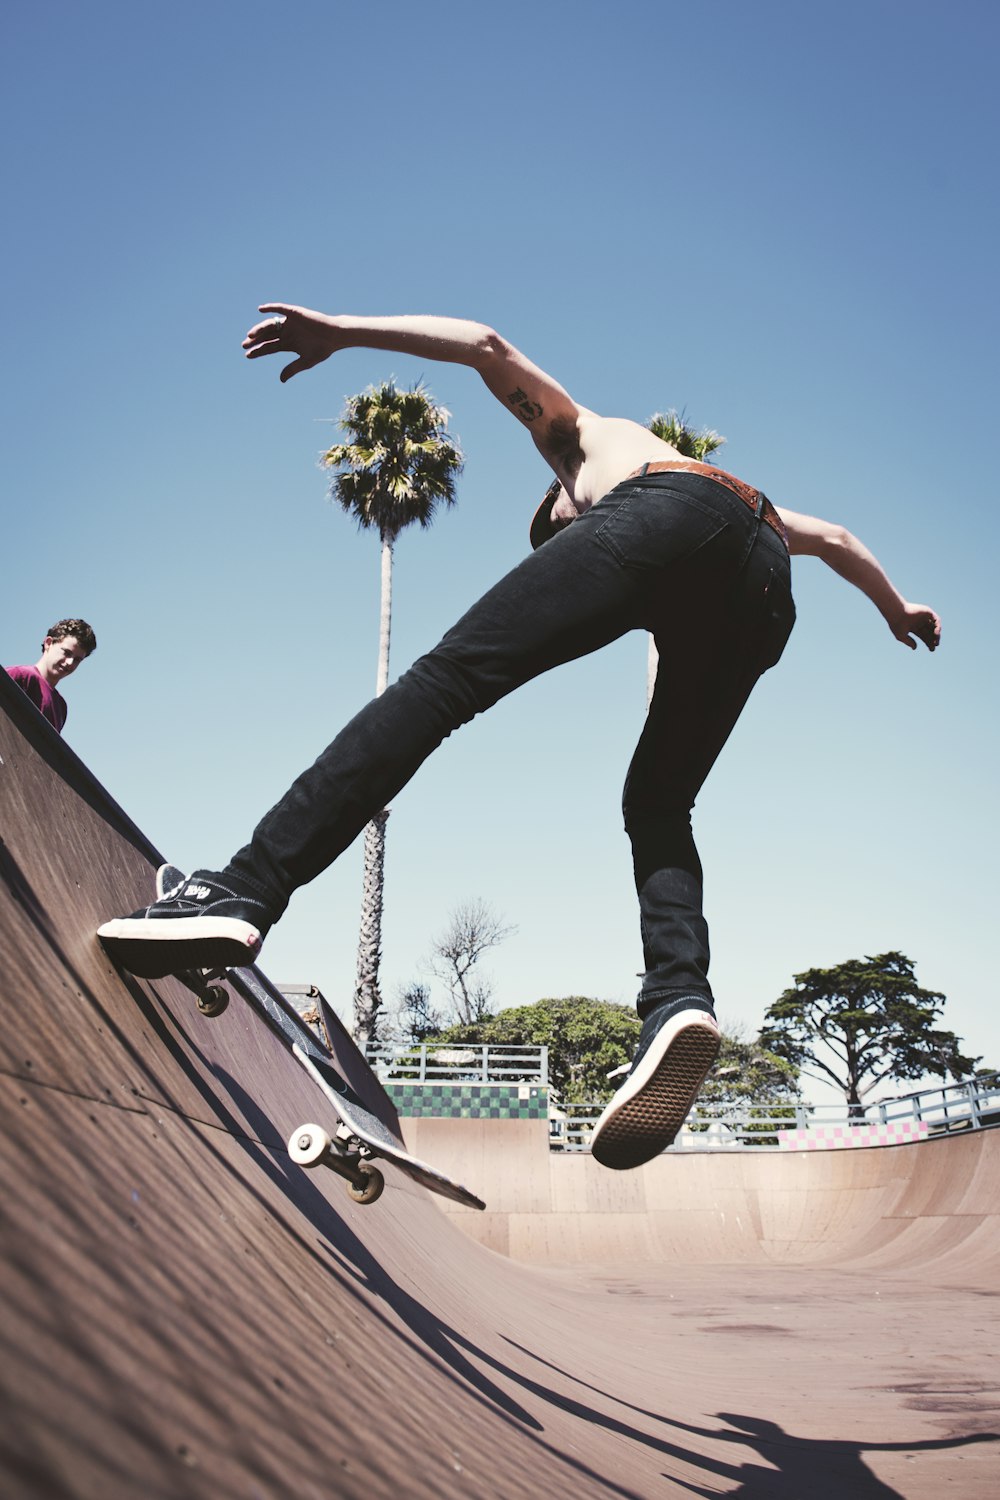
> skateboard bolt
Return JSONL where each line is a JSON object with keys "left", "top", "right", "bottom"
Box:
{"left": 295, "top": 1132, "right": 314, "bottom": 1151}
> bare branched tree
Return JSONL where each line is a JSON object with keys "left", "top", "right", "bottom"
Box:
{"left": 394, "top": 982, "right": 445, "bottom": 1044}
{"left": 427, "top": 899, "right": 516, "bottom": 1026}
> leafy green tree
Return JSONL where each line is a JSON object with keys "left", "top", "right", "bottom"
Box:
{"left": 428, "top": 997, "right": 642, "bottom": 1105}
{"left": 697, "top": 1025, "right": 802, "bottom": 1146}
{"left": 643, "top": 410, "right": 727, "bottom": 707}
{"left": 759, "top": 951, "right": 980, "bottom": 1113}
{"left": 423, "top": 997, "right": 804, "bottom": 1115}
{"left": 426, "top": 999, "right": 802, "bottom": 1112}
{"left": 323, "top": 381, "right": 463, "bottom": 1043}
{"left": 700, "top": 1025, "right": 800, "bottom": 1106}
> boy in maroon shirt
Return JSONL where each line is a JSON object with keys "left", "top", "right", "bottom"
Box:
{"left": 5, "top": 618, "right": 97, "bottom": 734}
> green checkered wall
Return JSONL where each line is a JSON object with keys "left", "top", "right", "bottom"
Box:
{"left": 383, "top": 1082, "right": 549, "bottom": 1119}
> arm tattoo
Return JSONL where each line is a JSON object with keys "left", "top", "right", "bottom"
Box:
{"left": 507, "top": 387, "right": 543, "bottom": 424}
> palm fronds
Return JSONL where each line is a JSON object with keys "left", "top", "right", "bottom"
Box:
{"left": 322, "top": 381, "right": 464, "bottom": 543}
{"left": 646, "top": 408, "right": 727, "bottom": 464}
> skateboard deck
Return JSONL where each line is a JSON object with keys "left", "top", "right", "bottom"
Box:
{"left": 119, "top": 866, "right": 486, "bottom": 1211}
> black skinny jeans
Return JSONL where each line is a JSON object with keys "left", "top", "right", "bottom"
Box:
{"left": 226, "top": 470, "right": 795, "bottom": 1012}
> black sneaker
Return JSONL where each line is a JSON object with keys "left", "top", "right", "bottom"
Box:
{"left": 590, "top": 997, "right": 720, "bottom": 1170}
{"left": 98, "top": 867, "right": 269, "bottom": 978}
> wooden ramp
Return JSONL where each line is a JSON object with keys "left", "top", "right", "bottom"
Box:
{"left": 407, "top": 1116, "right": 1000, "bottom": 1277}
{"left": 2, "top": 669, "right": 998, "bottom": 1500}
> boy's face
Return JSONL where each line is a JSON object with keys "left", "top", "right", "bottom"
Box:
{"left": 41, "top": 635, "right": 87, "bottom": 680}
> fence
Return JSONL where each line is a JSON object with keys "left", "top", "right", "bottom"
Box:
{"left": 361, "top": 1043, "right": 1000, "bottom": 1154}
{"left": 557, "top": 1071, "right": 1000, "bottom": 1153}
{"left": 364, "top": 1042, "right": 548, "bottom": 1086}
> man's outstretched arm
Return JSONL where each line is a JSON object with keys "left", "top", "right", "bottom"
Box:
{"left": 777, "top": 508, "right": 941, "bottom": 651}
{"left": 243, "top": 304, "right": 585, "bottom": 471}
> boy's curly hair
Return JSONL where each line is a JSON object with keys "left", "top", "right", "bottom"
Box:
{"left": 45, "top": 619, "right": 97, "bottom": 656}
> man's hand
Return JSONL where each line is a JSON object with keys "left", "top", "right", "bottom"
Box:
{"left": 779, "top": 510, "right": 942, "bottom": 655}
{"left": 889, "top": 602, "right": 941, "bottom": 652}
{"left": 243, "top": 304, "right": 345, "bottom": 382}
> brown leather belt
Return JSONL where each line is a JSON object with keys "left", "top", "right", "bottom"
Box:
{"left": 628, "top": 460, "right": 788, "bottom": 548}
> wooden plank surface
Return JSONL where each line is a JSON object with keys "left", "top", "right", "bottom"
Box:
{"left": 3, "top": 668, "right": 999, "bottom": 1500}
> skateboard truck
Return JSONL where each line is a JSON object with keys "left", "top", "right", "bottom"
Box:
{"left": 176, "top": 968, "right": 230, "bottom": 1018}
{"left": 288, "top": 1123, "right": 385, "bottom": 1205}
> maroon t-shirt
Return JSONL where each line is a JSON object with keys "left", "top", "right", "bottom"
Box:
{"left": 4, "top": 665, "right": 68, "bottom": 733}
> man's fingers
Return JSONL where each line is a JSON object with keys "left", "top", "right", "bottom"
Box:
{"left": 919, "top": 613, "right": 941, "bottom": 650}
{"left": 244, "top": 317, "right": 287, "bottom": 346}
{"left": 279, "top": 357, "right": 309, "bottom": 382}
{"left": 901, "top": 607, "right": 941, "bottom": 652}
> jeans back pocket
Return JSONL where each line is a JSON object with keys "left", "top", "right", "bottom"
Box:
{"left": 594, "top": 486, "right": 730, "bottom": 574}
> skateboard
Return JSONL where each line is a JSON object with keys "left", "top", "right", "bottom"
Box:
{"left": 130, "top": 867, "right": 487, "bottom": 1211}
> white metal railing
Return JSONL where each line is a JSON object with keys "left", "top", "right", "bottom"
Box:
{"left": 364, "top": 1042, "right": 548, "bottom": 1085}
{"left": 873, "top": 1073, "right": 1000, "bottom": 1132}
{"left": 358, "top": 1041, "right": 999, "bottom": 1154}
{"left": 553, "top": 1071, "right": 1000, "bottom": 1153}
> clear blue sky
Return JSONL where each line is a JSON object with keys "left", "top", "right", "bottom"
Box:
{"left": 4, "top": 1, "right": 997, "bottom": 1101}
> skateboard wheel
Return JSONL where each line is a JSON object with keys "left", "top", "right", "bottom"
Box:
{"left": 348, "top": 1163, "right": 384, "bottom": 1205}
{"left": 197, "top": 986, "right": 229, "bottom": 1018}
{"left": 288, "top": 1124, "right": 332, "bottom": 1168}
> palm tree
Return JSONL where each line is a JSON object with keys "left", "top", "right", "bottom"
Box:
{"left": 647, "top": 409, "right": 726, "bottom": 464}
{"left": 322, "top": 381, "right": 463, "bottom": 1043}
{"left": 644, "top": 410, "right": 727, "bottom": 708}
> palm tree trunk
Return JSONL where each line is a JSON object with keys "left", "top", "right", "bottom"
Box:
{"left": 353, "top": 810, "right": 389, "bottom": 1045}
{"left": 376, "top": 533, "right": 392, "bottom": 696}
{"left": 353, "top": 535, "right": 394, "bottom": 1044}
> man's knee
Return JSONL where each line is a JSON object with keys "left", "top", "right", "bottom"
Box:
{"left": 406, "top": 645, "right": 499, "bottom": 726}
{"left": 622, "top": 796, "right": 693, "bottom": 838}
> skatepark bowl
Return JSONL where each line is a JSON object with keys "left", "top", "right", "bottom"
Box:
{"left": 1, "top": 667, "right": 998, "bottom": 1500}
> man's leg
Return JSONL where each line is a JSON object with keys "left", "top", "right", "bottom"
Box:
{"left": 98, "top": 482, "right": 697, "bottom": 974}
{"left": 591, "top": 517, "right": 795, "bottom": 1168}
{"left": 221, "top": 504, "right": 666, "bottom": 909}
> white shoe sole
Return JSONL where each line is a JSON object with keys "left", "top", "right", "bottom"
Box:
{"left": 98, "top": 915, "right": 261, "bottom": 979}
{"left": 590, "top": 1010, "right": 720, "bottom": 1171}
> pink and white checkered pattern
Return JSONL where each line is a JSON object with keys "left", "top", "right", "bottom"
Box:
{"left": 777, "top": 1120, "right": 930, "bottom": 1151}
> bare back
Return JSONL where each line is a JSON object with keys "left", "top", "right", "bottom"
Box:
{"left": 571, "top": 413, "right": 689, "bottom": 508}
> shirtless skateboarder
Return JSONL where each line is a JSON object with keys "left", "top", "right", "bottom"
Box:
{"left": 98, "top": 305, "right": 940, "bottom": 1170}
